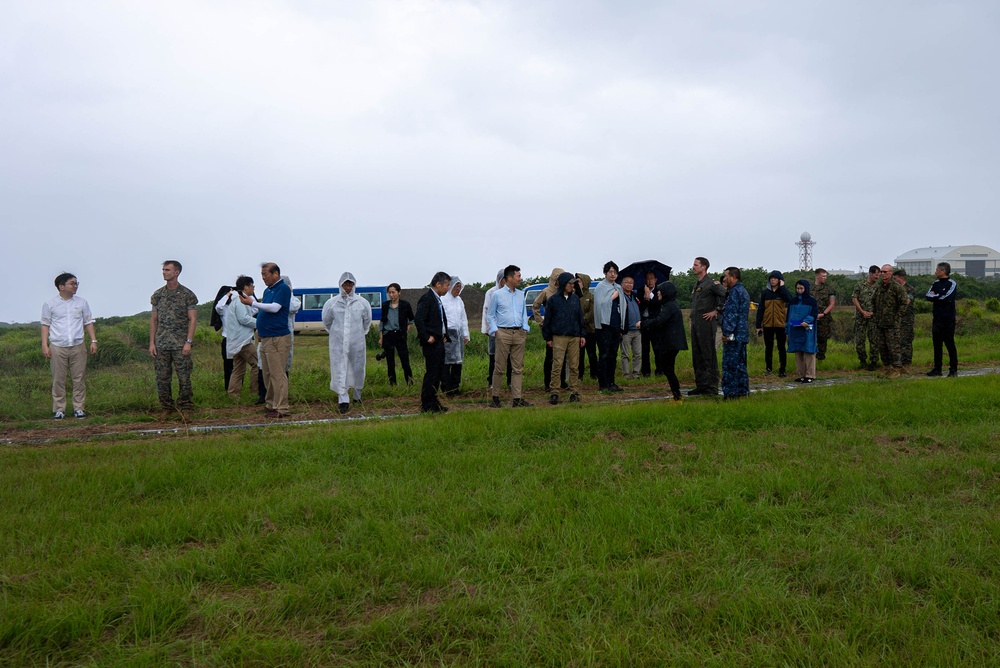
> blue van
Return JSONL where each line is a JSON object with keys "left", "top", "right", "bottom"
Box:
{"left": 523, "top": 280, "right": 599, "bottom": 319}
{"left": 293, "top": 286, "right": 387, "bottom": 332}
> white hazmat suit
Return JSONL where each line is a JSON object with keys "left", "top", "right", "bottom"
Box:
{"left": 322, "top": 272, "right": 372, "bottom": 405}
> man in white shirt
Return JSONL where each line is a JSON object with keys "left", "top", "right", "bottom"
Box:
{"left": 40, "top": 272, "right": 97, "bottom": 419}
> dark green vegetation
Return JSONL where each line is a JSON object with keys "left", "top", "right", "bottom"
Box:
{"left": 2, "top": 376, "right": 999, "bottom": 665}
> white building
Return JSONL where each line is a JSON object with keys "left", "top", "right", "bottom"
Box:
{"left": 895, "top": 245, "right": 1000, "bottom": 278}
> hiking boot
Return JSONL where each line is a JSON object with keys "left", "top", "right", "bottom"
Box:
{"left": 549, "top": 394, "right": 559, "bottom": 405}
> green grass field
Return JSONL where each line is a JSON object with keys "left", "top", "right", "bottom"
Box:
{"left": 2, "top": 309, "right": 999, "bottom": 664}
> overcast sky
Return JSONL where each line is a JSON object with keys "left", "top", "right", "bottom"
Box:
{"left": 3, "top": 0, "right": 998, "bottom": 323}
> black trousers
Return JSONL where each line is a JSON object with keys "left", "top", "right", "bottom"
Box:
{"left": 443, "top": 364, "right": 463, "bottom": 394}
{"left": 932, "top": 319, "right": 958, "bottom": 372}
{"left": 579, "top": 332, "right": 599, "bottom": 380}
{"left": 655, "top": 348, "right": 681, "bottom": 398}
{"left": 762, "top": 327, "right": 787, "bottom": 373}
{"left": 221, "top": 339, "right": 233, "bottom": 392}
{"left": 382, "top": 330, "right": 412, "bottom": 385}
{"left": 421, "top": 340, "right": 445, "bottom": 410}
{"left": 640, "top": 328, "right": 659, "bottom": 376}
{"left": 596, "top": 327, "right": 621, "bottom": 389}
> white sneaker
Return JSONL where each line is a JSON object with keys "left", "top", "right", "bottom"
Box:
{"left": 74, "top": 409, "right": 87, "bottom": 419}
{"left": 53, "top": 411, "right": 65, "bottom": 419}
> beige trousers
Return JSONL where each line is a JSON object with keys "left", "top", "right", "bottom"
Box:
{"left": 795, "top": 352, "right": 816, "bottom": 379}
{"left": 260, "top": 335, "right": 292, "bottom": 414}
{"left": 493, "top": 328, "right": 526, "bottom": 399}
{"left": 228, "top": 341, "right": 259, "bottom": 399}
{"left": 550, "top": 336, "right": 580, "bottom": 396}
{"left": 51, "top": 343, "right": 87, "bottom": 412}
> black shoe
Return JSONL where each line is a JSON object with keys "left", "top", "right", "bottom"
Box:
{"left": 560, "top": 383, "right": 570, "bottom": 390}
{"left": 778, "top": 370, "right": 786, "bottom": 378}
{"left": 389, "top": 380, "right": 397, "bottom": 386}
{"left": 569, "top": 393, "right": 580, "bottom": 403}
{"left": 868, "top": 363, "right": 879, "bottom": 372}
{"left": 948, "top": 370, "right": 958, "bottom": 377}
{"left": 490, "top": 396, "right": 502, "bottom": 408}
{"left": 544, "top": 385, "right": 551, "bottom": 392}
{"left": 608, "top": 384, "right": 623, "bottom": 393}
{"left": 338, "top": 403, "right": 350, "bottom": 414}
{"left": 512, "top": 398, "right": 532, "bottom": 407}
{"left": 926, "top": 369, "right": 942, "bottom": 377}
{"left": 804, "top": 378, "right": 814, "bottom": 384}
{"left": 255, "top": 397, "right": 266, "bottom": 405}
{"left": 549, "top": 394, "right": 559, "bottom": 405}
{"left": 858, "top": 362, "right": 868, "bottom": 370}
{"left": 686, "top": 388, "right": 703, "bottom": 396}
{"left": 764, "top": 369, "right": 773, "bottom": 376}
{"left": 422, "top": 405, "right": 447, "bottom": 413}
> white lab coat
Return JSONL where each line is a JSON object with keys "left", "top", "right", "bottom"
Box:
{"left": 321, "top": 272, "right": 372, "bottom": 402}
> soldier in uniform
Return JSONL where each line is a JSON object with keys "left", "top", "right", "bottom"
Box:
{"left": 893, "top": 268, "right": 916, "bottom": 366}
{"left": 149, "top": 260, "right": 198, "bottom": 410}
{"left": 851, "top": 265, "right": 880, "bottom": 370}
{"left": 688, "top": 256, "right": 728, "bottom": 396}
{"left": 812, "top": 268, "right": 836, "bottom": 361}
{"left": 872, "top": 264, "right": 908, "bottom": 376}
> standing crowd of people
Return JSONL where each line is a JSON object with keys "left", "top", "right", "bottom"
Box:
{"left": 38, "top": 258, "right": 962, "bottom": 419}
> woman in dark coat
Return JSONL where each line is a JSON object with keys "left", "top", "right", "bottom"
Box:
{"left": 378, "top": 282, "right": 415, "bottom": 386}
{"left": 639, "top": 281, "right": 688, "bottom": 401}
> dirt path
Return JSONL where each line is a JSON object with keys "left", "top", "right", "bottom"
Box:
{"left": 3, "top": 367, "right": 997, "bottom": 446}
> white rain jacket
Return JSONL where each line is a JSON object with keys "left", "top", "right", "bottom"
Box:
{"left": 321, "top": 272, "right": 372, "bottom": 399}
{"left": 442, "top": 276, "right": 469, "bottom": 364}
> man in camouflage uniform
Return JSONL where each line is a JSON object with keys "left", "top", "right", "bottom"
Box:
{"left": 893, "top": 268, "right": 916, "bottom": 366}
{"left": 688, "top": 256, "right": 728, "bottom": 396}
{"left": 812, "top": 268, "right": 836, "bottom": 361}
{"left": 149, "top": 260, "right": 198, "bottom": 410}
{"left": 852, "top": 265, "right": 880, "bottom": 370}
{"left": 873, "top": 264, "right": 908, "bottom": 377}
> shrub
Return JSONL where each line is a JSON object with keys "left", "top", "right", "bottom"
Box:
{"left": 986, "top": 297, "right": 1000, "bottom": 313}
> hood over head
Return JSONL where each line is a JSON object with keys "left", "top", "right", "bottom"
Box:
{"left": 795, "top": 278, "right": 812, "bottom": 300}
{"left": 495, "top": 269, "right": 504, "bottom": 288}
{"left": 338, "top": 272, "right": 357, "bottom": 298}
{"left": 575, "top": 273, "right": 592, "bottom": 295}
{"left": 547, "top": 267, "right": 565, "bottom": 289}
{"left": 557, "top": 272, "right": 575, "bottom": 292}
{"left": 447, "top": 276, "right": 464, "bottom": 297}
{"left": 657, "top": 281, "right": 677, "bottom": 302}
{"left": 768, "top": 270, "right": 784, "bottom": 282}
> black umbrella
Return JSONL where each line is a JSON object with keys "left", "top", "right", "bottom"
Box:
{"left": 617, "top": 260, "right": 672, "bottom": 288}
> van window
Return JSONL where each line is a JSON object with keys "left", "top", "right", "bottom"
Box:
{"left": 303, "top": 294, "right": 333, "bottom": 310}
{"left": 358, "top": 292, "right": 382, "bottom": 308}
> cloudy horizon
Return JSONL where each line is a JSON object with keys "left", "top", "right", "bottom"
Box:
{"left": 3, "top": 0, "right": 997, "bottom": 323}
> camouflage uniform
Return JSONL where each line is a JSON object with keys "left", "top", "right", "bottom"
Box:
{"left": 898, "top": 283, "right": 916, "bottom": 365}
{"left": 852, "top": 280, "right": 878, "bottom": 368}
{"left": 812, "top": 281, "right": 835, "bottom": 361}
{"left": 872, "top": 279, "right": 907, "bottom": 369}
{"left": 151, "top": 284, "right": 198, "bottom": 408}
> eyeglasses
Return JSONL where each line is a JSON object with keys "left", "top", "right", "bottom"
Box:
{"left": 66, "top": 281, "right": 79, "bottom": 286}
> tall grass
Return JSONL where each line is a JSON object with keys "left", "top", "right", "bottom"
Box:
{"left": 1, "top": 376, "right": 999, "bottom": 665}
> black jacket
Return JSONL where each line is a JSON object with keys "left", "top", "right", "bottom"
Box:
{"left": 640, "top": 281, "right": 688, "bottom": 351}
{"left": 542, "top": 273, "right": 586, "bottom": 340}
{"left": 380, "top": 299, "right": 415, "bottom": 332}
{"left": 414, "top": 289, "right": 448, "bottom": 345}
{"left": 926, "top": 277, "right": 958, "bottom": 320}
